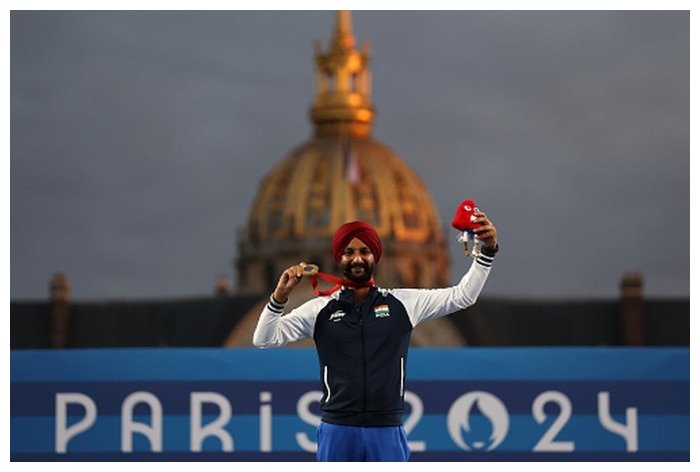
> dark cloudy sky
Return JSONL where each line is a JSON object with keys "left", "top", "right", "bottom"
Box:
{"left": 10, "top": 10, "right": 689, "bottom": 301}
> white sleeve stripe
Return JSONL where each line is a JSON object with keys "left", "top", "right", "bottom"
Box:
{"left": 476, "top": 257, "right": 492, "bottom": 268}
{"left": 268, "top": 295, "right": 286, "bottom": 310}
{"left": 266, "top": 303, "right": 283, "bottom": 314}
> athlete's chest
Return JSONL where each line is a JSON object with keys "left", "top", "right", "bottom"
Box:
{"left": 315, "top": 296, "right": 411, "bottom": 343}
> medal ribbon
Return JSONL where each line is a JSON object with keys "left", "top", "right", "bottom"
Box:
{"left": 310, "top": 271, "right": 376, "bottom": 296}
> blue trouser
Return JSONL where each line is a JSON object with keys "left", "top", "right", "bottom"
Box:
{"left": 316, "top": 421, "right": 410, "bottom": 462}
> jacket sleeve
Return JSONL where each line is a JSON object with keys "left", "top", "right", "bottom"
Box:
{"left": 252, "top": 295, "right": 329, "bottom": 348}
{"left": 388, "top": 252, "right": 494, "bottom": 327}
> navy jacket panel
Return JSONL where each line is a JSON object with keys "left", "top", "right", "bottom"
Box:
{"left": 313, "top": 287, "right": 413, "bottom": 426}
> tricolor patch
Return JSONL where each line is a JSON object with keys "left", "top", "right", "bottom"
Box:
{"left": 374, "top": 304, "right": 390, "bottom": 318}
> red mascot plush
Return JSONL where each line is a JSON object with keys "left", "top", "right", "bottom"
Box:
{"left": 451, "top": 198, "right": 481, "bottom": 257}
{"left": 451, "top": 199, "right": 480, "bottom": 233}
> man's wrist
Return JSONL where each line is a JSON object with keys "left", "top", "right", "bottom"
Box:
{"left": 481, "top": 244, "right": 499, "bottom": 257}
{"left": 268, "top": 294, "right": 286, "bottom": 314}
{"left": 271, "top": 293, "right": 287, "bottom": 305}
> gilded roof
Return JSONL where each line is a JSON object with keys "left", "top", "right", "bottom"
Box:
{"left": 247, "top": 136, "right": 445, "bottom": 244}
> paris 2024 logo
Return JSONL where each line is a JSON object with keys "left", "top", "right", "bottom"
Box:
{"left": 446, "top": 391, "right": 509, "bottom": 451}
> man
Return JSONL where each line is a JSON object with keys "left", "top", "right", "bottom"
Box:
{"left": 253, "top": 211, "right": 498, "bottom": 461}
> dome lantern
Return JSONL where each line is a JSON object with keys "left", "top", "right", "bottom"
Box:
{"left": 310, "top": 11, "right": 374, "bottom": 138}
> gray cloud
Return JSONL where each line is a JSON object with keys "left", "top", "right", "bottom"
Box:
{"left": 11, "top": 10, "right": 689, "bottom": 300}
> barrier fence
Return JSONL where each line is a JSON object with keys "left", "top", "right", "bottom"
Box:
{"left": 10, "top": 347, "right": 689, "bottom": 461}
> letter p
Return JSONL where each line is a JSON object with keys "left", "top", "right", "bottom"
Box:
{"left": 55, "top": 393, "right": 97, "bottom": 453}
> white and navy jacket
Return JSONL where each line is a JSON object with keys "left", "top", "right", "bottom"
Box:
{"left": 252, "top": 252, "right": 495, "bottom": 427}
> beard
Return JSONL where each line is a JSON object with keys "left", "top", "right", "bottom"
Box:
{"left": 342, "top": 261, "right": 375, "bottom": 284}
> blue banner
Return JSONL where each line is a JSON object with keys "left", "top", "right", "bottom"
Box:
{"left": 10, "top": 348, "right": 689, "bottom": 461}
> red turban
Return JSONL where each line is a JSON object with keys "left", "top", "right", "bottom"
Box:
{"left": 331, "top": 221, "right": 382, "bottom": 264}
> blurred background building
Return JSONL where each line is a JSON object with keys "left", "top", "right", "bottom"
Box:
{"left": 10, "top": 12, "right": 689, "bottom": 350}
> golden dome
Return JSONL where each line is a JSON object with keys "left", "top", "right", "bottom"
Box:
{"left": 236, "top": 11, "right": 449, "bottom": 293}
{"left": 247, "top": 137, "right": 444, "bottom": 244}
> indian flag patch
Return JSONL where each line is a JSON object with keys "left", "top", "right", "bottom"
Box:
{"left": 374, "top": 304, "right": 390, "bottom": 318}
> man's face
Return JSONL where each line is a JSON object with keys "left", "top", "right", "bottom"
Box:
{"left": 339, "top": 237, "right": 375, "bottom": 283}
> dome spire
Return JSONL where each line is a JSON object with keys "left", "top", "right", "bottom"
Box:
{"left": 331, "top": 10, "right": 355, "bottom": 51}
{"left": 310, "top": 11, "right": 374, "bottom": 138}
